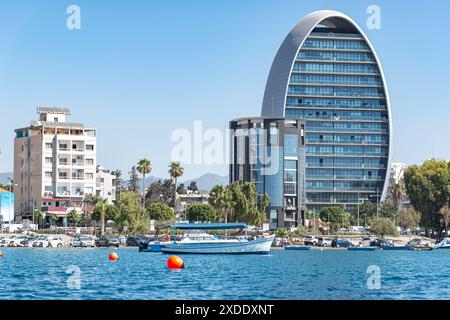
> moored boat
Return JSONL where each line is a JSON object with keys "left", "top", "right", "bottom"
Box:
{"left": 383, "top": 246, "right": 414, "bottom": 251}
{"left": 347, "top": 247, "right": 377, "bottom": 251}
{"left": 159, "top": 223, "right": 274, "bottom": 255}
{"left": 433, "top": 238, "right": 450, "bottom": 249}
{"left": 285, "top": 246, "right": 312, "bottom": 251}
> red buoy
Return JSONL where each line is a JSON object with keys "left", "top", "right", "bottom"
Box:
{"left": 109, "top": 252, "right": 119, "bottom": 261}
{"left": 0, "top": 250, "right": 3, "bottom": 257}
{"left": 167, "top": 256, "right": 185, "bottom": 270}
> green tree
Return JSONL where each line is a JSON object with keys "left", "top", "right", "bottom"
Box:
{"left": 111, "top": 169, "right": 123, "bottom": 189}
{"left": 137, "top": 159, "right": 152, "bottom": 208}
{"left": 177, "top": 183, "right": 187, "bottom": 195}
{"left": 94, "top": 197, "right": 108, "bottom": 236}
{"left": 404, "top": 160, "right": 450, "bottom": 236}
{"left": 147, "top": 202, "right": 174, "bottom": 221}
{"left": 320, "top": 206, "right": 350, "bottom": 230}
{"left": 34, "top": 209, "right": 45, "bottom": 229}
{"left": 188, "top": 181, "right": 199, "bottom": 193}
{"left": 116, "top": 191, "right": 149, "bottom": 235}
{"left": 370, "top": 218, "right": 399, "bottom": 237}
{"left": 169, "top": 161, "right": 184, "bottom": 210}
{"left": 92, "top": 204, "right": 120, "bottom": 223}
{"left": 128, "top": 166, "right": 140, "bottom": 193}
{"left": 275, "top": 228, "right": 289, "bottom": 238}
{"left": 186, "top": 203, "right": 217, "bottom": 222}
{"left": 67, "top": 209, "right": 80, "bottom": 226}
{"left": 399, "top": 207, "right": 421, "bottom": 233}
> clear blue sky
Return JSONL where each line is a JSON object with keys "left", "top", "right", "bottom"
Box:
{"left": 1, "top": 0, "right": 449, "bottom": 180}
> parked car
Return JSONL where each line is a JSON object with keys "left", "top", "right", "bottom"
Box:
{"left": 119, "top": 236, "right": 127, "bottom": 246}
{"left": 408, "top": 238, "right": 431, "bottom": 248}
{"left": 1, "top": 235, "right": 18, "bottom": 247}
{"left": 304, "top": 236, "right": 319, "bottom": 246}
{"left": 96, "top": 236, "right": 120, "bottom": 248}
{"left": 318, "top": 237, "right": 333, "bottom": 247}
{"left": 371, "top": 238, "right": 394, "bottom": 248}
{"left": 332, "top": 238, "right": 353, "bottom": 248}
{"left": 78, "top": 236, "right": 96, "bottom": 248}
{"left": 10, "top": 235, "right": 33, "bottom": 247}
{"left": 359, "top": 237, "right": 377, "bottom": 247}
{"left": 126, "top": 236, "right": 148, "bottom": 247}
{"left": 272, "top": 237, "right": 283, "bottom": 247}
{"left": 32, "top": 236, "right": 64, "bottom": 248}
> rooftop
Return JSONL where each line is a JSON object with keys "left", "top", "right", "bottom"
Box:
{"left": 30, "top": 120, "right": 85, "bottom": 129}
{"left": 37, "top": 107, "right": 71, "bottom": 115}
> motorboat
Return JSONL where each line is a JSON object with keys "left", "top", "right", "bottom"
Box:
{"left": 284, "top": 246, "right": 312, "bottom": 251}
{"left": 159, "top": 223, "right": 274, "bottom": 255}
{"left": 433, "top": 238, "right": 450, "bottom": 249}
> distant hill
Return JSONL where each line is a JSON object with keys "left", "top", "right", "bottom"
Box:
{"left": 123, "top": 173, "right": 229, "bottom": 193}
{"left": 183, "top": 173, "right": 229, "bottom": 192}
{"left": 0, "top": 172, "right": 13, "bottom": 185}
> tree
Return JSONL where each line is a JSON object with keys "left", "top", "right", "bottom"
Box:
{"left": 128, "top": 166, "right": 140, "bottom": 193}
{"left": 67, "top": 209, "right": 80, "bottom": 226}
{"left": 168, "top": 161, "right": 184, "bottom": 210}
{"left": 370, "top": 218, "right": 399, "bottom": 237}
{"left": 209, "top": 185, "right": 227, "bottom": 221}
{"left": 177, "top": 183, "right": 187, "bottom": 195}
{"left": 320, "top": 206, "right": 350, "bottom": 230}
{"left": 34, "top": 209, "right": 45, "bottom": 229}
{"left": 186, "top": 203, "right": 217, "bottom": 222}
{"left": 116, "top": 191, "right": 149, "bottom": 235}
{"left": 404, "top": 160, "right": 450, "bottom": 236}
{"left": 391, "top": 183, "right": 404, "bottom": 208}
{"left": 94, "top": 197, "right": 108, "bottom": 236}
{"left": 399, "top": 207, "right": 421, "bottom": 233}
{"left": 92, "top": 204, "right": 120, "bottom": 223}
{"left": 111, "top": 169, "right": 123, "bottom": 189}
{"left": 147, "top": 203, "right": 174, "bottom": 221}
{"left": 440, "top": 204, "right": 450, "bottom": 233}
{"left": 188, "top": 181, "right": 199, "bottom": 193}
{"left": 137, "top": 159, "right": 152, "bottom": 208}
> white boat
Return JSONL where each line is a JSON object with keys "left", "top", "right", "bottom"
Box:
{"left": 159, "top": 223, "right": 274, "bottom": 255}
{"left": 434, "top": 238, "right": 450, "bottom": 249}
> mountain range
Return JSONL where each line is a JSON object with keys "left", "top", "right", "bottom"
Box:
{"left": 0, "top": 172, "right": 229, "bottom": 192}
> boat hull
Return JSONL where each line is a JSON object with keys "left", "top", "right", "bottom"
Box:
{"left": 161, "top": 237, "right": 274, "bottom": 255}
{"left": 383, "top": 246, "right": 414, "bottom": 251}
{"left": 348, "top": 247, "right": 377, "bottom": 251}
{"left": 285, "top": 246, "right": 312, "bottom": 251}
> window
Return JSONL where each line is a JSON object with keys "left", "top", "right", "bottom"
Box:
{"left": 45, "top": 157, "right": 53, "bottom": 164}
{"left": 45, "top": 143, "right": 53, "bottom": 149}
{"left": 45, "top": 172, "right": 53, "bottom": 178}
{"left": 86, "top": 173, "right": 94, "bottom": 180}
{"left": 86, "top": 145, "right": 94, "bottom": 151}
{"left": 44, "top": 186, "right": 53, "bottom": 192}
{"left": 86, "top": 159, "right": 94, "bottom": 165}
{"left": 85, "top": 187, "right": 94, "bottom": 195}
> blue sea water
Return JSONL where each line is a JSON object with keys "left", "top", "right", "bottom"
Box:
{"left": 0, "top": 247, "right": 449, "bottom": 300}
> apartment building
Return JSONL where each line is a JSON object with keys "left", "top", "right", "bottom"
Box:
{"left": 14, "top": 107, "right": 97, "bottom": 221}
{"left": 96, "top": 166, "right": 117, "bottom": 204}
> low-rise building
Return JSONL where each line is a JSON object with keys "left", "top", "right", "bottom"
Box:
{"left": 96, "top": 166, "right": 116, "bottom": 204}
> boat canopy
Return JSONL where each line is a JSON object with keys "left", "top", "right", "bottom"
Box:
{"left": 171, "top": 223, "right": 247, "bottom": 230}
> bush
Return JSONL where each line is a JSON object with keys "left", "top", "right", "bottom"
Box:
{"left": 186, "top": 203, "right": 217, "bottom": 222}
{"left": 370, "top": 218, "right": 399, "bottom": 237}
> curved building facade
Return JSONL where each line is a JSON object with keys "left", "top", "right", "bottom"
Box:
{"left": 261, "top": 10, "right": 392, "bottom": 213}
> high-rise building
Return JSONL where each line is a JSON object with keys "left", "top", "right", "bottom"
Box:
{"left": 229, "top": 117, "right": 306, "bottom": 229}
{"left": 261, "top": 10, "right": 392, "bottom": 213}
{"left": 14, "top": 107, "right": 97, "bottom": 221}
{"left": 0, "top": 187, "right": 14, "bottom": 223}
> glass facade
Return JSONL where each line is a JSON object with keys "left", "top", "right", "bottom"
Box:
{"left": 285, "top": 25, "right": 389, "bottom": 212}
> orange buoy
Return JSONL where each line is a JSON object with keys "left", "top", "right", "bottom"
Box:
{"left": 0, "top": 250, "right": 3, "bottom": 257}
{"left": 109, "top": 252, "right": 119, "bottom": 261}
{"left": 167, "top": 256, "right": 185, "bottom": 270}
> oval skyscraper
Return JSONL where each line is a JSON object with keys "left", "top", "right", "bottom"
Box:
{"left": 261, "top": 10, "right": 392, "bottom": 213}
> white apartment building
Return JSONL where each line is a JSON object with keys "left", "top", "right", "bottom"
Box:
{"left": 96, "top": 166, "right": 116, "bottom": 204}
{"left": 14, "top": 107, "right": 97, "bottom": 221}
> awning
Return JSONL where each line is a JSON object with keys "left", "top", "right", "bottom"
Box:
{"left": 171, "top": 223, "right": 247, "bottom": 230}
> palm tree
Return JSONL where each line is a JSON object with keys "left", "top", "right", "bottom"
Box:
{"left": 391, "top": 183, "right": 404, "bottom": 208}
{"left": 94, "top": 197, "right": 108, "bottom": 236}
{"left": 168, "top": 161, "right": 184, "bottom": 210}
{"left": 137, "top": 159, "right": 152, "bottom": 208}
{"left": 34, "top": 209, "right": 45, "bottom": 229}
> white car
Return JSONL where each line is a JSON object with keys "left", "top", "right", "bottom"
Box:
{"left": 304, "top": 236, "right": 319, "bottom": 246}
{"left": 32, "top": 236, "right": 64, "bottom": 248}
{"left": 71, "top": 236, "right": 95, "bottom": 248}
{"left": 318, "top": 237, "right": 333, "bottom": 247}
{"left": 0, "top": 236, "right": 17, "bottom": 247}
{"left": 8, "top": 235, "right": 31, "bottom": 247}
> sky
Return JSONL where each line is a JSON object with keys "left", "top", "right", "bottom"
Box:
{"left": 1, "top": 0, "right": 450, "bottom": 180}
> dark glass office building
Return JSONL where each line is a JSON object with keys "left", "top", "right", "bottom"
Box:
{"left": 229, "top": 118, "right": 306, "bottom": 229}
{"left": 261, "top": 10, "right": 392, "bottom": 213}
